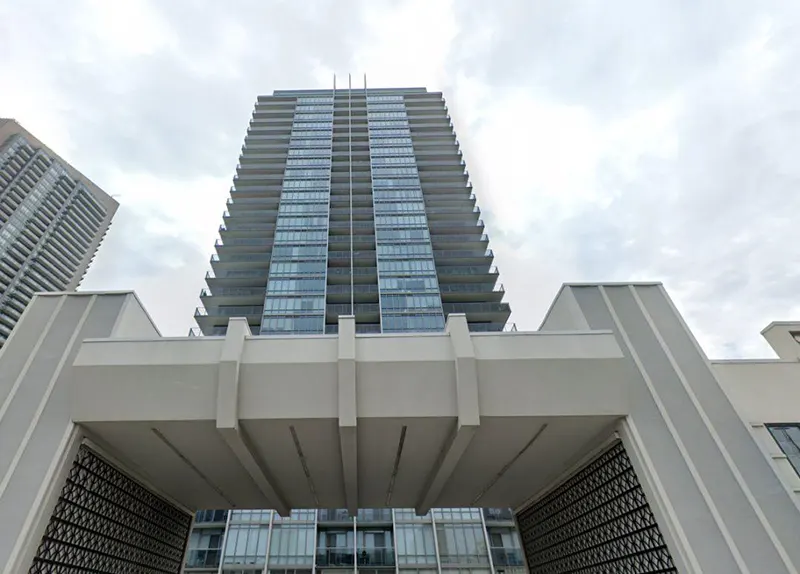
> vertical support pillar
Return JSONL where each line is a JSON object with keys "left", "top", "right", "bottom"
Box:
{"left": 539, "top": 282, "right": 800, "bottom": 574}
{"left": 0, "top": 292, "right": 172, "bottom": 574}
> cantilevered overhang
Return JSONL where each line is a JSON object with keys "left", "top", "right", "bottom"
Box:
{"left": 70, "top": 314, "right": 629, "bottom": 515}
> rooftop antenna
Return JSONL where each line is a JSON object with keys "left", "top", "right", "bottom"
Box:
{"left": 364, "top": 73, "right": 367, "bottom": 90}
{"left": 333, "top": 74, "right": 336, "bottom": 90}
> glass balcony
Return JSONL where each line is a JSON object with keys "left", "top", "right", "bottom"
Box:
{"left": 439, "top": 283, "right": 503, "bottom": 294}
{"left": 318, "top": 509, "right": 353, "bottom": 522}
{"left": 316, "top": 548, "right": 355, "bottom": 567}
{"left": 356, "top": 548, "right": 395, "bottom": 567}
{"left": 490, "top": 548, "right": 525, "bottom": 566}
{"left": 357, "top": 509, "right": 393, "bottom": 522}
{"left": 185, "top": 548, "right": 221, "bottom": 569}
{"left": 482, "top": 508, "right": 514, "bottom": 521}
{"left": 195, "top": 509, "right": 229, "bottom": 523}
{"left": 442, "top": 302, "right": 510, "bottom": 314}
{"left": 325, "top": 284, "right": 380, "bottom": 295}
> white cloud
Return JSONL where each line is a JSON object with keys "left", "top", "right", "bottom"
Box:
{"left": 1, "top": 0, "right": 798, "bottom": 358}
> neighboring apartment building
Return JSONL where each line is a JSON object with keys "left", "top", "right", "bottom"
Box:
{"left": 187, "top": 87, "right": 519, "bottom": 572}
{"left": 0, "top": 119, "right": 117, "bottom": 346}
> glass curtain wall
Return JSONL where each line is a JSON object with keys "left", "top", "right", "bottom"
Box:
{"left": 367, "top": 94, "right": 445, "bottom": 333}
{"left": 188, "top": 507, "right": 522, "bottom": 574}
{"left": 260, "top": 96, "right": 334, "bottom": 334}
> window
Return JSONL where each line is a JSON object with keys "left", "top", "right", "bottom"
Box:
{"left": 368, "top": 111, "right": 406, "bottom": 119}
{"left": 223, "top": 525, "right": 270, "bottom": 565}
{"left": 433, "top": 509, "right": 482, "bottom": 521}
{"left": 261, "top": 316, "right": 325, "bottom": 334}
{"left": 276, "top": 216, "right": 329, "bottom": 229}
{"left": 280, "top": 191, "right": 330, "bottom": 201}
{"left": 272, "top": 245, "right": 327, "bottom": 259}
{"left": 435, "top": 524, "right": 489, "bottom": 565}
{"left": 298, "top": 96, "right": 333, "bottom": 104}
{"left": 284, "top": 168, "right": 330, "bottom": 180}
{"left": 374, "top": 215, "right": 427, "bottom": 228}
{"left": 282, "top": 179, "right": 330, "bottom": 190}
{"left": 263, "top": 295, "right": 325, "bottom": 313}
{"left": 288, "top": 147, "right": 332, "bottom": 157}
{"left": 274, "top": 230, "right": 327, "bottom": 243}
{"left": 396, "top": 524, "right": 437, "bottom": 565}
{"left": 286, "top": 157, "right": 331, "bottom": 167}
{"left": 370, "top": 146, "right": 415, "bottom": 157}
{"left": 487, "top": 528, "right": 524, "bottom": 567}
{"left": 367, "top": 94, "right": 403, "bottom": 102}
{"left": 369, "top": 137, "right": 414, "bottom": 147}
{"left": 768, "top": 424, "right": 800, "bottom": 475}
{"left": 278, "top": 203, "right": 329, "bottom": 215}
{"left": 266, "top": 278, "right": 326, "bottom": 293}
{"left": 269, "top": 524, "right": 316, "bottom": 566}
{"left": 380, "top": 276, "right": 439, "bottom": 293}
{"left": 377, "top": 259, "right": 435, "bottom": 274}
{"left": 377, "top": 243, "right": 433, "bottom": 258}
{"left": 289, "top": 138, "right": 333, "bottom": 148}
{"left": 394, "top": 508, "right": 431, "bottom": 520}
{"left": 367, "top": 102, "right": 405, "bottom": 110}
{"left": 186, "top": 528, "right": 224, "bottom": 569}
{"left": 290, "top": 130, "right": 332, "bottom": 139}
{"left": 374, "top": 201, "right": 426, "bottom": 214}
{"left": 230, "top": 509, "right": 272, "bottom": 523}
{"left": 382, "top": 314, "right": 444, "bottom": 332}
{"left": 372, "top": 155, "right": 416, "bottom": 165}
{"left": 269, "top": 261, "right": 327, "bottom": 276}
{"left": 369, "top": 128, "right": 411, "bottom": 138}
{"left": 375, "top": 228, "right": 431, "bottom": 243}
{"left": 381, "top": 294, "right": 441, "bottom": 312}
{"left": 294, "top": 113, "right": 333, "bottom": 121}
{"left": 195, "top": 509, "right": 228, "bottom": 523}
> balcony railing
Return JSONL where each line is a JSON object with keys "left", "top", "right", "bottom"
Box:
{"left": 357, "top": 548, "right": 395, "bottom": 567}
{"left": 490, "top": 548, "right": 525, "bottom": 566}
{"left": 468, "top": 322, "right": 518, "bottom": 333}
{"left": 327, "top": 303, "right": 380, "bottom": 315}
{"left": 357, "top": 508, "right": 393, "bottom": 521}
{"left": 326, "top": 284, "right": 380, "bottom": 295}
{"left": 439, "top": 283, "right": 503, "bottom": 294}
{"left": 200, "top": 287, "right": 264, "bottom": 298}
{"left": 185, "top": 549, "right": 221, "bottom": 569}
{"left": 442, "top": 302, "right": 510, "bottom": 314}
{"left": 195, "top": 509, "right": 229, "bottom": 523}
{"left": 197, "top": 305, "right": 263, "bottom": 317}
{"left": 316, "top": 548, "right": 355, "bottom": 567}
{"left": 438, "top": 266, "right": 499, "bottom": 276}
{"left": 318, "top": 509, "right": 353, "bottom": 522}
{"left": 483, "top": 508, "right": 514, "bottom": 521}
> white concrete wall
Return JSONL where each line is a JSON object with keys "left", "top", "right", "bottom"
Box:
{"left": 0, "top": 292, "right": 156, "bottom": 574}
{"left": 714, "top": 359, "right": 800, "bottom": 505}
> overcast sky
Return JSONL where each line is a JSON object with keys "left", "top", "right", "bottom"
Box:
{"left": 1, "top": 0, "right": 798, "bottom": 358}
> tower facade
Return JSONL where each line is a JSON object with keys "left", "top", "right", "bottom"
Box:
{"left": 195, "top": 87, "right": 510, "bottom": 337}
{"left": 188, "top": 88, "right": 518, "bottom": 573}
{"left": 0, "top": 119, "right": 117, "bottom": 347}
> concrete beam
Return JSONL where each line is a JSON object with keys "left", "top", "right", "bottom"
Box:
{"left": 216, "top": 318, "right": 290, "bottom": 516}
{"left": 416, "top": 314, "right": 480, "bottom": 515}
{"left": 338, "top": 315, "right": 358, "bottom": 514}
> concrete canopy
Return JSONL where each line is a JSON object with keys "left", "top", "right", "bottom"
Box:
{"left": 70, "top": 312, "right": 629, "bottom": 516}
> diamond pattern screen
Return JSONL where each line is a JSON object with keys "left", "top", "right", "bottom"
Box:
{"left": 28, "top": 445, "right": 192, "bottom": 573}
{"left": 517, "top": 440, "right": 677, "bottom": 574}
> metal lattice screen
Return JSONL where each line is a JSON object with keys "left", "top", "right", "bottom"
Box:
{"left": 517, "top": 440, "right": 677, "bottom": 574}
{"left": 29, "top": 444, "right": 192, "bottom": 573}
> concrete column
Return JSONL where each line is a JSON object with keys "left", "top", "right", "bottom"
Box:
{"left": 540, "top": 283, "right": 800, "bottom": 574}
